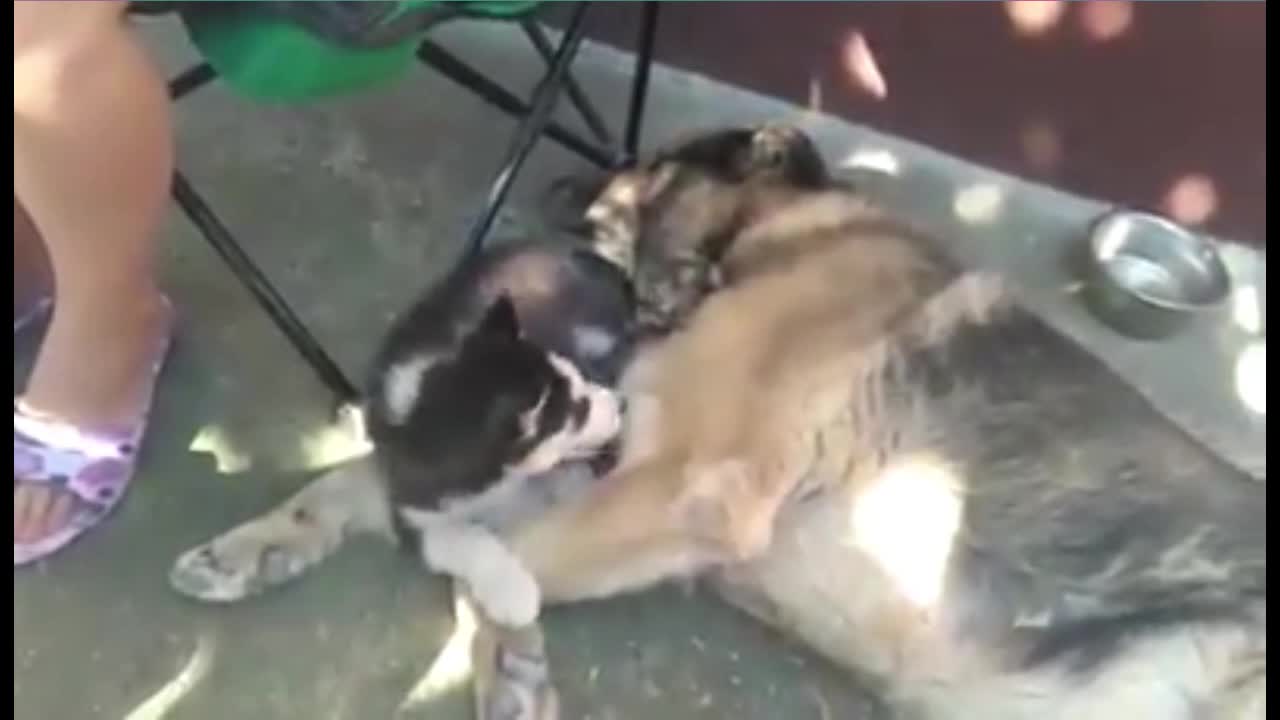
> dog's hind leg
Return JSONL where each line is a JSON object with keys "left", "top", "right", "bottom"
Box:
{"left": 711, "top": 490, "right": 1269, "bottom": 720}
{"left": 170, "top": 455, "right": 393, "bottom": 602}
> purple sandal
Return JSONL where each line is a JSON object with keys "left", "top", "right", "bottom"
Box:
{"left": 13, "top": 297, "right": 173, "bottom": 567}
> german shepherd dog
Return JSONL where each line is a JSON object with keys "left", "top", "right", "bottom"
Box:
{"left": 172, "top": 125, "right": 1266, "bottom": 720}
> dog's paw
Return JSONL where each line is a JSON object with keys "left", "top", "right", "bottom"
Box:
{"left": 480, "top": 644, "right": 560, "bottom": 720}
{"left": 169, "top": 523, "right": 329, "bottom": 602}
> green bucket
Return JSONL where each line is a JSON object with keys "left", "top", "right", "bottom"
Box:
{"left": 179, "top": 1, "right": 542, "bottom": 103}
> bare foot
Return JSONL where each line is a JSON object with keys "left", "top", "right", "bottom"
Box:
{"left": 14, "top": 289, "right": 172, "bottom": 547}
{"left": 13, "top": 485, "right": 78, "bottom": 545}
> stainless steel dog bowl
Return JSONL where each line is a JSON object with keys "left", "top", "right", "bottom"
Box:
{"left": 1081, "top": 210, "right": 1232, "bottom": 340}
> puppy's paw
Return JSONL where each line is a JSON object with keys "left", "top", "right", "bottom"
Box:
{"left": 485, "top": 646, "right": 560, "bottom": 720}
{"left": 474, "top": 626, "right": 560, "bottom": 720}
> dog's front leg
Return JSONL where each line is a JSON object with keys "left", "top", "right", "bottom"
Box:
{"left": 402, "top": 517, "right": 557, "bottom": 720}
{"left": 504, "top": 457, "right": 749, "bottom": 604}
{"left": 467, "top": 595, "right": 560, "bottom": 720}
{"left": 402, "top": 510, "right": 542, "bottom": 629}
{"left": 170, "top": 454, "right": 393, "bottom": 602}
{"left": 460, "top": 458, "right": 723, "bottom": 720}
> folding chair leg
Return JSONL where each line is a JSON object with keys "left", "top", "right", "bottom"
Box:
{"left": 171, "top": 172, "right": 362, "bottom": 404}
{"left": 169, "top": 62, "right": 216, "bottom": 100}
{"left": 520, "top": 20, "right": 614, "bottom": 148}
{"left": 623, "top": 1, "right": 660, "bottom": 164}
{"left": 415, "top": 40, "right": 613, "bottom": 168}
{"left": 460, "top": 1, "right": 591, "bottom": 260}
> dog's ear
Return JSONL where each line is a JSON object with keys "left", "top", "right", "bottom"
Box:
{"left": 749, "top": 124, "right": 831, "bottom": 188}
{"left": 640, "top": 162, "right": 681, "bottom": 204}
{"left": 541, "top": 172, "right": 611, "bottom": 235}
{"left": 750, "top": 126, "right": 787, "bottom": 169}
{"left": 586, "top": 163, "right": 681, "bottom": 216}
{"left": 473, "top": 294, "right": 521, "bottom": 342}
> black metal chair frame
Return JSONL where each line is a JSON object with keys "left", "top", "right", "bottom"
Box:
{"left": 155, "top": 1, "right": 660, "bottom": 406}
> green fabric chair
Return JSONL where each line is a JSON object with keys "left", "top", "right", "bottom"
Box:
{"left": 128, "top": 1, "right": 660, "bottom": 403}
{"left": 179, "top": 1, "right": 543, "bottom": 102}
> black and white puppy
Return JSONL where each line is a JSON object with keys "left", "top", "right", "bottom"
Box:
{"left": 362, "top": 128, "right": 834, "bottom": 626}
{"left": 364, "top": 239, "right": 634, "bottom": 627}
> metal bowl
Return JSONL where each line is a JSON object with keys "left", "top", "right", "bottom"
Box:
{"left": 1081, "top": 210, "right": 1232, "bottom": 340}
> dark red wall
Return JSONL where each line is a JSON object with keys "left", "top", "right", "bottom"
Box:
{"left": 573, "top": 2, "right": 1266, "bottom": 247}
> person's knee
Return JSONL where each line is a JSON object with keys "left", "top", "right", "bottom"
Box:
{"left": 14, "top": 0, "right": 128, "bottom": 56}
{"left": 14, "top": 1, "right": 131, "bottom": 109}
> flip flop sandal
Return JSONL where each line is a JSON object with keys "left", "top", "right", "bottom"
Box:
{"left": 13, "top": 299, "right": 173, "bottom": 566}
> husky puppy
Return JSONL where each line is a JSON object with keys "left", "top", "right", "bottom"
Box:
{"left": 366, "top": 239, "right": 633, "bottom": 626}
{"left": 172, "top": 239, "right": 632, "bottom": 629}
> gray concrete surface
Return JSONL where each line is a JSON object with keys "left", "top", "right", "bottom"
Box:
{"left": 15, "top": 13, "right": 1264, "bottom": 720}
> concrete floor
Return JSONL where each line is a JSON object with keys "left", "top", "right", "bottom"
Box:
{"left": 14, "top": 13, "right": 1264, "bottom": 720}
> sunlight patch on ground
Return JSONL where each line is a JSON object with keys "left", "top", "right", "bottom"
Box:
{"left": 953, "top": 183, "right": 1008, "bottom": 226}
{"left": 123, "top": 633, "right": 216, "bottom": 720}
{"left": 841, "top": 30, "right": 887, "bottom": 101}
{"left": 188, "top": 425, "right": 253, "bottom": 475}
{"left": 1232, "top": 283, "right": 1264, "bottom": 336}
{"left": 840, "top": 147, "right": 901, "bottom": 177}
{"left": 1162, "top": 173, "right": 1219, "bottom": 226}
{"left": 1006, "top": 0, "right": 1066, "bottom": 37}
{"left": 297, "top": 419, "right": 374, "bottom": 471}
{"left": 808, "top": 75, "right": 824, "bottom": 114}
{"left": 1079, "top": 0, "right": 1134, "bottom": 43}
{"left": 399, "top": 588, "right": 479, "bottom": 713}
{"left": 189, "top": 409, "right": 371, "bottom": 476}
{"left": 1235, "top": 341, "right": 1265, "bottom": 416}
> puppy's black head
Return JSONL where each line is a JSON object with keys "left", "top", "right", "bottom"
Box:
{"left": 581, "top": 124, "right": 833, "bottom": 331}
{"left": 372, "top": 296, "right": 623, "bottom": 505}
